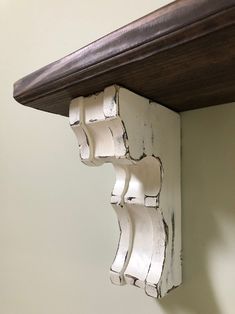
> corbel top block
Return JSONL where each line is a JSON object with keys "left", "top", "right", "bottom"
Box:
{"left": 14, "top": 0, "right": 235, "bottom": 116}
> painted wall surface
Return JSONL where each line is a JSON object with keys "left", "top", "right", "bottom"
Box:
{"left": 1, "top": 0, "right": 235, "bottom": 313}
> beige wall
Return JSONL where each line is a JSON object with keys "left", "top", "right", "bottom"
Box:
{"left": 1, "top": 0, "right": 235, "bottom": 313}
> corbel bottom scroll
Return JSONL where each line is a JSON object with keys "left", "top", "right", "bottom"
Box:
{"left": 69, "top": 85, "right": 181, "bottom": 298}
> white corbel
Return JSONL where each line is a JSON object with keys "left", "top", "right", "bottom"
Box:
{"left": 69, "top": 85, "right": 181, "bottom": 298}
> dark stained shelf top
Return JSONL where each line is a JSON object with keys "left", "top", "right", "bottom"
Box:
{"left": 14, "top": 0, "right": 235, "bottom": 116}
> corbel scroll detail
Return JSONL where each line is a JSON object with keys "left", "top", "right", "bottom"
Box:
{"left": 69, "top": 85, "right": 181, "bottom": 298}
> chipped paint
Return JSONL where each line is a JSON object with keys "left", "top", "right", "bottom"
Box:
{"left": 69, "top": 85, "right": 181, "bottom": 298}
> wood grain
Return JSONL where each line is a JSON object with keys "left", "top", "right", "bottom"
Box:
{"left": 13, "top": 0, "right": 235, "bottom": 116}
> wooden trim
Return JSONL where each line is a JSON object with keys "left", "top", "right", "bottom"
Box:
{"left": 14, "top": 0, "right": 235, "bottom": 116}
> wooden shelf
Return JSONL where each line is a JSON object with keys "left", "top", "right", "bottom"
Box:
{"left": 13, "top": 0, "right": 235, "bottom": 116}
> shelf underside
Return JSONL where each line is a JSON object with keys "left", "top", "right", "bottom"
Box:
{"left": 14, "top": 0, "right": 235, "bottom": 116}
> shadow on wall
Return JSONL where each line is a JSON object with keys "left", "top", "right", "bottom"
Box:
{"left": 158, "top": 104, "right": 235, "bottom": 314}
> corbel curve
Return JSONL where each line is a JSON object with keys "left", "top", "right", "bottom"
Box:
{"left": 69, "top": 85, "right": 181, "bottom": 298}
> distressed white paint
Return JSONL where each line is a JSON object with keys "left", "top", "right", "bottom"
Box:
{"left": 69, "top": 85, "right": 181, "bottom": 298}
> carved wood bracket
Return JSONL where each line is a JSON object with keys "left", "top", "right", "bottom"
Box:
{"left": 69, "top": 85, "right": 182, "bottom": 298}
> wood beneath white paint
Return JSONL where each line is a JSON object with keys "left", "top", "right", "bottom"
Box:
{"left": 69, "top": 85, "right": 182, "bottom": 298}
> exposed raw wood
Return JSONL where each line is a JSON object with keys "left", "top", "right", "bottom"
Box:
{"left": 69, "top": 85, "right": 181, "bottom": 298}
{"left": 13, "top": 0, "right": 235, "bottom": 116}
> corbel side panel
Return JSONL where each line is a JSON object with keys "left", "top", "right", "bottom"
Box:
{"left": 69, "top": 85, "right": 181, "bottom": 298}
